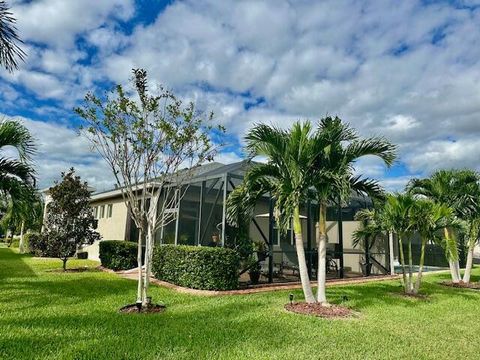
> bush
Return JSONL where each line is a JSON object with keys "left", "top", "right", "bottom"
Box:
{"left": 27, "top": 233, "right": 46, "bottom": 256}
{"left": 99, "top": 240, "right": 138, "bottom": 270}
{"left": 152, "top": 245, "right": 240, "bottom": 290}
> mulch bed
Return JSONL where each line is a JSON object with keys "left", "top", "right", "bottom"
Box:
{"left": 284, "top": 302, "right": 353, "bottom": 318}
{"left": 119, "top": 303, "right": 166, "bottom": 314}
{"left": 440, "top": 281, "right": 480, "bottom": 290}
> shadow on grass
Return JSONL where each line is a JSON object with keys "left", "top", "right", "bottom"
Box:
{"left": 0, "top": 248, "right": 36, "bottom": 280}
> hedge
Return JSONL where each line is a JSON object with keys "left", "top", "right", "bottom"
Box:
{"left": 99, "top": 240, "right": 138, "bottom": 270}
{"left": 152, "top": 245, "right": 240, "bottom": 290}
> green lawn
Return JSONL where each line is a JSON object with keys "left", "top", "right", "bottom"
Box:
{"left": 0, "top": 248, "right": 479, "bottom": 360}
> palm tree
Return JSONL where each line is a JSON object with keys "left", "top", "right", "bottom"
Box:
{"left": 310, "top": 117, "right": 396, "bottom": 304}
{"left": 381, "top": 193, "right": 416, "bottom": 293}
{"left": 0, "top": 119, "right": 37, "bottom": 234}
{"left": 407, "top": 170, "right": 478, "bottom": 283}
{"left": 457, "top": 173, "right": 480, "bottom": 283}
{"left": 0, "top": 1, "right": 25, "bottom": 72}
{"left": 227, "top": 122, "right": 318, "bottom": 303}
{"left": 353, "top": 206, "right": 387, "bottom": 274}
{"left": 409, "top": 200, "right": 456, "bottom": 294}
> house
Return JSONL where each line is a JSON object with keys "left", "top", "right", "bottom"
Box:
{"left": 40, "top": 161, "right": 398, "bottom": 282}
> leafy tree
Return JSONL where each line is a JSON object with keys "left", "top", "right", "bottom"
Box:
{"left": 42, "top": 168, "right": 100, "bottom": 271}
{"left": 0, "top": 1, "right": 25, "bottom": 72}
{"left": 227, "top": 122, "right": 317, "bottom": 303}
{"left": 76, "top": 69, "right": 222, "bottom": 308}
{"left": 407, "top": 169, "right": 478, "bottom": 283}
{"left": 310, "top": 117, "right": 395, "bottom": 304}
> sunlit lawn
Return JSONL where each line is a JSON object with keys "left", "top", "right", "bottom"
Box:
{"left": 0, "top": 247, "right": 479, "bottom": 359}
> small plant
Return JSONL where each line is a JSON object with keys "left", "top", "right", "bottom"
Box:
{"left": 247, "top": 255, "right": 261, "bottom": 284}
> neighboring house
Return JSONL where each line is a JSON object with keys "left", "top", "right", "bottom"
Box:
{"left": 41, "top": 161, "right": 408, "bottom": 282}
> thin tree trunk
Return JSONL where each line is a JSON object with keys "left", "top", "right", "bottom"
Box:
{"left": 137, "top": 228, "right": 144, "bottom": 305}
{"left": 316, "top": 202, "right": 330, "bottom": 305}
{"left": 463, "top": 246, "right": 474, "bottom": 284}
{"left": 463, "top": 221, "right": 478, "bottom": 284}
{"left": 414, "top": 236, "right": 427, "bottom": 294}
{"left": 444, "top": 227, "right": 460, "bottom": 283}
{"left": 408, "top": 239, "right": 413, "bottom": 293}
{"left": 142, "top": 224, "right": 154, "bottom": 307}
{"left": 397, "top": 235, "right": 408, "bottom": 294}
{"left": 293, "top": 206, "right": 315, "bottom": 304}
{"left": 19, "top": 221, "right": 25, "bottom": 254}
{"left": 62, "top": 258, "right": 67, "bottom": 271}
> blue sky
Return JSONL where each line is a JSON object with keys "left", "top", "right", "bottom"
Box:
{"left": 2, "top": 0, "right": 480, "bottom": 191}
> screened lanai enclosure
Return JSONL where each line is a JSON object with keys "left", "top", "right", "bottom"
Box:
{"left": 129, "top": 161, "right": 394, "bottom": 284}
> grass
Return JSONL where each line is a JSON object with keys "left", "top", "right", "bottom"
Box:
{"left": 0, "top": 247, "right": 479, "bottom": 360}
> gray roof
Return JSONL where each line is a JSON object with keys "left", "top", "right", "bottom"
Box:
{"left": 91, "top": 160, "right": 250, "bottom": 199}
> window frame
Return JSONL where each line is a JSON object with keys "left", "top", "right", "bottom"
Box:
{"left": 107, "top": 204, "right": 113, "bottom": 218}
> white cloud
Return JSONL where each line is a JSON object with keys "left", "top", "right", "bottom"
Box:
{"left": 4, "top": 0, "right": 480, "bottom": 190}
{"left": 12, "top": 0, "right": 134, "bottom": 48}
{"left": 1, "top": 114, "right": 114, "bottom": 191}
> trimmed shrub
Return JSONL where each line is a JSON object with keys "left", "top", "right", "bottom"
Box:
{"left": 152, "top": 245, "right": 240, "bottom": 290}
{"left": 99, "top": 240, "right": 138, "bottom": 270}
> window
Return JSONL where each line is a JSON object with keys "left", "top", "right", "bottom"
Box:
{"left": 93, "top": 206, "right": 98, "bottom": 219}
{"left": 99, "top": 205, "right": 105, "bottom": 219}
{"left": 107, "top": 204, "right": 113, "bottom": 218}
{"left": 272, "top": 219, "right": 293, "bottom": 246}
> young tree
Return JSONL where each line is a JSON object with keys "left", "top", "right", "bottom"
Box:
{"left": 409, "top": 200, "right": 456, "bottom": 294}
{"left": 381, "top": 193, "right": 416, "bottom": 294}
{"left": 457, "top": 173, "right": 480, "bottom": 283}
{"left": 42, "top": 169, "right": 100, "bottom": 271}
{"left": 311, "top": 117, "right": 396, "bottom": 304}
{"left": 0, "top": 1, "right": 26, "bottom": 72}
{"left": 75, "top": 69, "right": 222, "bottom": 308}
{"left": 227, "top": 122, "right": 317, "bottom": 303}
{"left": 407, "top": 170, "right": 478, "bottom": 283}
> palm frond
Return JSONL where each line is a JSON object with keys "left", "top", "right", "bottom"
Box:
{"left": 346, "top": 137, "right": 397, "bottom": 167}
{"left": 0, "top": 158, "right": 35, "bottom": 185}
{"left": 0, "top": 1, "right": 26, "bottom": 72}
{"left": 0, "top": 119, "right": 37, "bottom": 161}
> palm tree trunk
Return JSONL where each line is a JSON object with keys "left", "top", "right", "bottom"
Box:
{"left": 397, "top": 235, "right": 408, "bottom": 293}
{"left": 19, "top": 221, "right": 25, "bottom": 254}
{"left": 463, "top": 221, "right": 478, "bottom": 284}
{"left": 293, "top": 206, "right": 315, "bottom": 304}
{"left": 463, "top": 246, "right": 474, "bottom": 284}
{"left": 414, "top": 236, "right": 427, "bottom": 294}
{"left": 408, "top": 239, "right": 413, "bottom": 293}
{"left": 316, "top": 202, "right": 329, "bottom": 305}
{"left": 444, "top": 228, "right": 460, "bottom": 283}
